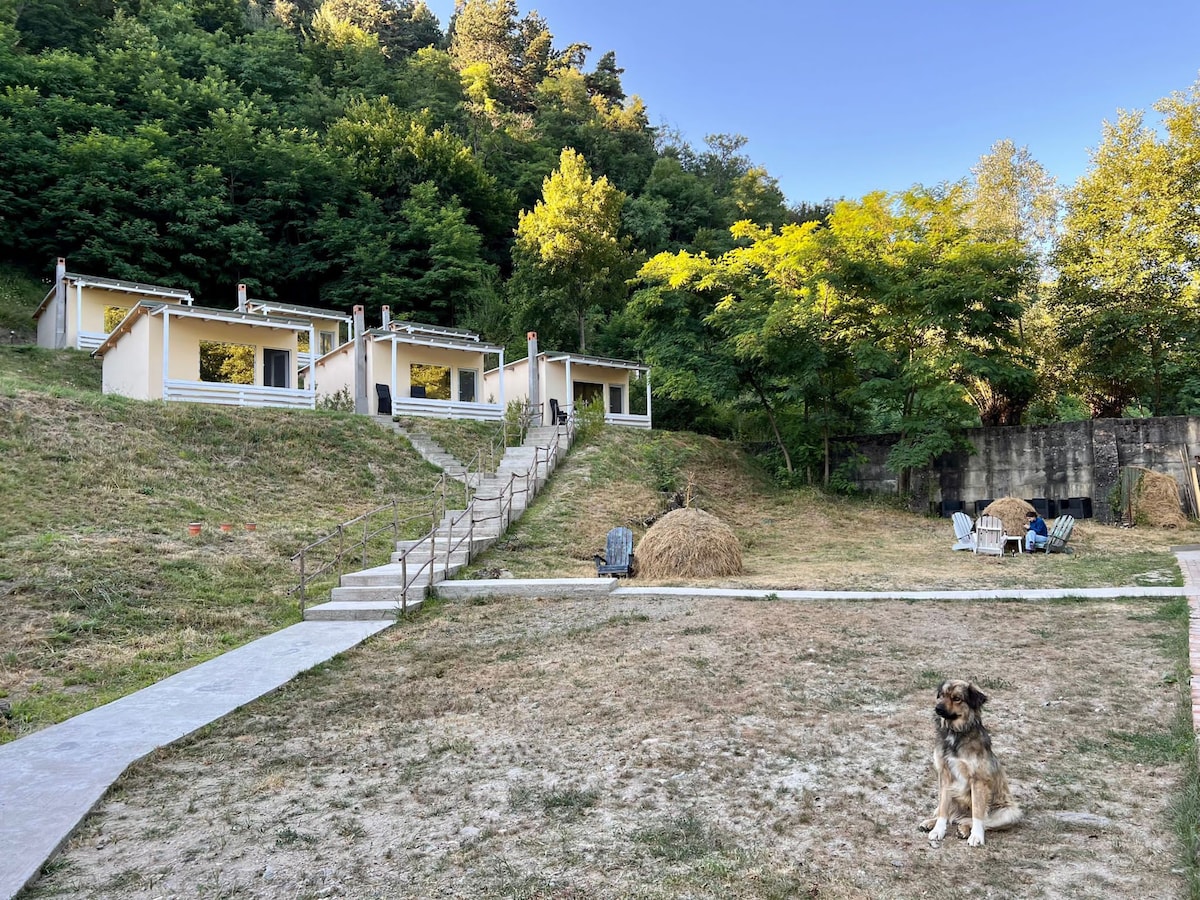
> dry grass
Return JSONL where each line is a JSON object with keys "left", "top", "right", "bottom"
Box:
{"left": 470, "top": 429, "right": 1188, "bottom": 591}
{"left": 22, "top": 593, "right": 1194, "bottom": 899}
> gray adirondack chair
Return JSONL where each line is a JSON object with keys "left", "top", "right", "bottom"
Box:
{"left": 951, "top": 511, "right": 975, "bottom": 551}
{"left": 974, "top": 515, "right": 1005, "bottom": 557}
{"left": 594, "top": 526, "right": 634, "bottom": 577}
{"left": 1043, "top": 514, "right": 1076, "bottom": 553}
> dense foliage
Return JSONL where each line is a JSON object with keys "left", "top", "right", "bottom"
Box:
{"left": 4, "top": 0, "right": 1200, "bottom": 489}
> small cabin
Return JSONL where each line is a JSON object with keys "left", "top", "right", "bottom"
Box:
{"left": 485, "top": 350, "right": 651, "bottom": 428}
{"left": 93, "top": 302, "right": 316, "bottom": 409}
{"left": 306, "top": 311, "right": 506, "bottom": 420}
{"left": 34, "top": 258, "right": 194, "bottom": 352}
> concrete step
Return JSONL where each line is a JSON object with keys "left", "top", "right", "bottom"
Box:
{"left": 335, "top": 560, "right": 460, "bottom": 587}
{"left": 304, "top": 597, "right": 426, "bottom": 621}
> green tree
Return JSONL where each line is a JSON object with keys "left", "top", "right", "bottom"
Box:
{"left": 825, "top": 187, "right": 1033, "bottom": 489}
{"left": 509, "top": 147, "right": 630, "bottom": 351}
{"left": 1051, "top": 104, "right": 1200, "bottom": 416}
{"left": 968, "top": 138, "right": 1059, "bottom": 252}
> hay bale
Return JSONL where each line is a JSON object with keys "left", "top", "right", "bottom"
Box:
{"left": 635, "top": 508, "right": 742, "bottom": 579}
{"left": 1132, "top": 468, "right": 1188, "bottom": 528}
{"left": 981, "top": 497, "right": 1037, "bottom": 537}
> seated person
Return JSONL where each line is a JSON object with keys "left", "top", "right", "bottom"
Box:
{"left": 1024, "top": 511, "right": 1048, "bottom": 552}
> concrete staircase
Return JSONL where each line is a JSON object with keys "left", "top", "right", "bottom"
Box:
{"left": 302, "top": 423, "right": 570, "bottom": 621}
{"left": 385, "top": 419, "right": 474, "bottom": 483}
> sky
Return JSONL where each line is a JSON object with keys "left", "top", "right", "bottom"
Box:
{"left": 423, "top": 0, "right": 1200, "bottom": 205}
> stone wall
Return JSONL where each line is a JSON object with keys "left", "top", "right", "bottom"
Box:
{"left": 844, "top": 416, "right": 1200, "bottom": 522}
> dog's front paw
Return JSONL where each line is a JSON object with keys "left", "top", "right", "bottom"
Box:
{"left": 967, "top": 822, "right": 985, "bottom": 847}
{"left": 918, "top": 818, "right": 937, "bottom": 832}
{"left": 927, "top": 817, "right": 948, "bottom": 842}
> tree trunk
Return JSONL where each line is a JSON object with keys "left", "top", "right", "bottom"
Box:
{"left": 748, "top": 376, "right": 793, "bottom": 476}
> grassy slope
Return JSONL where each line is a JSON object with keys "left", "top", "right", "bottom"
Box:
{"left": 0, "top": 264, "right": 45, "bottom": 340}
{"left": 0, "top": 345, "right": 450, "bottom": 742}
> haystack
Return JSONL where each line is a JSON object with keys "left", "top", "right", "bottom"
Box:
{"left": 981, "top": 497, "right": 1037, "bottom": 537}
{"left": 1129, "top": 468, "right": 1188, "bottom": 528}
{"left": 635, "top": 507, "right": 743, "bottom": 579}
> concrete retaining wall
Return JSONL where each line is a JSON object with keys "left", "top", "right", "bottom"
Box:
{"left": 845, "top": 416, "right": 1200, "bottom": 523}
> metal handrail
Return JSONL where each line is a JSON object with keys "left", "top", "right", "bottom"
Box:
{"left": 291, "top": 481, "right": 448, "bottom": 615}
{"left": 293, "top": 409, "right": 575, "bottom": 616}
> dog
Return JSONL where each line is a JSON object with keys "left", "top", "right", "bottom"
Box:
{"left": 919, "top": 679, "right": 1022, "bottom": 847}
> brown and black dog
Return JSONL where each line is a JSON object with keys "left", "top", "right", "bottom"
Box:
{"left": 919, "top": 679, "right": 1022, "bottom": 847}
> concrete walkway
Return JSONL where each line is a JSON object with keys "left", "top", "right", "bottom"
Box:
{"left": 3, "top": 562, "right": 1200, "bottom": 899}
{"left": 0, "top": 620, "right": 390, "bottom": 900}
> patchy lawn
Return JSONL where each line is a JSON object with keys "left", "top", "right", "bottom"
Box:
{"left": 24, "top": 592, "right": 1195, "bottom": 899}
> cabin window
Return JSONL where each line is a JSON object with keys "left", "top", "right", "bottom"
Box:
{"left": 458, "top": 369, "right": 477, "bottom": 403}
{"left": 410, "top": 364, "right": 450, "bottom": 400}
{"left": 572, "top": 381, "right": 603, "bottom": 405}
{"left": 103, "top": 306, "right": 130, "bottom": 332}
{"left": 319, "top": 330, "right": 335, "bottom": 355}
{"left": 263, "top": 348, "right": 290, "bottom": 388}
{"left": 200, "top": 341, "right": 255, "bottom": 384}
{"left": 608, "top": 384, "right": 624, "bottom": 415}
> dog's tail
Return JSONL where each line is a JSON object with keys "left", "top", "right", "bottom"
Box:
{"left": 985, "top": 804, "right": 1023, "bottom": 830}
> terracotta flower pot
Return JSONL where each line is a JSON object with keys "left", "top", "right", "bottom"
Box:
{"left": 244, "top": 522, "right": 257, "bottom": 532}
{"left": 219, "top": 523, "right": 234, "bottom": 533}
{"left": 187, "top": 523, "right": 202, "bottom": 536}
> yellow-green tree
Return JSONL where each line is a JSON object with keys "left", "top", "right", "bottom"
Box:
{"left": 509, "top": 147, "right": 631, "bottom": 352}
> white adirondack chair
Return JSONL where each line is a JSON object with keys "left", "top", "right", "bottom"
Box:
{"left": 951, "top": 511, "right": 975, "bottom": 551}
{"left": 974, "top": 515, "right": 1005, "bottom": 557}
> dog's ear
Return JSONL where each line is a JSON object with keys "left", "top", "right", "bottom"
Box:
{"left": 965, "top": 683, "right": 989, "bottom": 710}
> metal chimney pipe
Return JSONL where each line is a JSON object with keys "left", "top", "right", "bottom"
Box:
{"left": 381, "top": 305, "right": 391, "bottom": 329}
{"left": 236, "top": 283, "right": 247, "bottom": 312}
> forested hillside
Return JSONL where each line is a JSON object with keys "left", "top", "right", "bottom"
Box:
{"left": 0, "top": 0, "right": 797, "bottom": 342}
{"left": 4, "top": 0, "right": 1200, "bottom": 490}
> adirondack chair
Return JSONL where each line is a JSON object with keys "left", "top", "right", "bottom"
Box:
{"left": 1043, "top": 514, "right": 1076, "bottom": 553}
{"left": 375, "top": 383, "right": 392, "bottom": 415}
{"left": 950, "top": 511, "right": 975, "bottom": 551}
{"left": 973, "top": 515, "right": 1005, "bottom": 557}
{"left": 594, "top": 526, "right": 634, "bottom": 577}
{"left": 548, "top": 398, "right": 568, "bottom": 425}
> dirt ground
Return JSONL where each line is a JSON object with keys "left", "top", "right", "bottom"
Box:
{"left": 24, "top": 592, "right": 1191, "bottom": 900}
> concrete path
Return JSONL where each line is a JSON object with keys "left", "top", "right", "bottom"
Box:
{"left": 0, "top": 620, "right": 390, "bottom": 900}
{"left": 1175, "top": 549, "right": 1200, "bottom": 733}
{"left": 3, "top": 560, "right": 1200, "bottom": 899}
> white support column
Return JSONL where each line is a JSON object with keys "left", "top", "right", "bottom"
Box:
{"left": 564, "top": 358, "right": 573, "bottom": 417}
{"left": 645, "top": 368, "right": 652, "bottom": 427}
{"left": 306, "top": 325, "right": 315, "bottom": 391}
{"left": 74, "top": 283, "right": 83, "bottom": 350}
{"left": 161, "top": 308, "right": 171, "bottom": 399}
{"left": 497, "top": 349, "right": 505, "bottom": 410}
{"left": 390, "top": 338, "right": 398, "bottom": 409}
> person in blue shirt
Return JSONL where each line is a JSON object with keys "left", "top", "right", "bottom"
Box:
{"left": 1024, "top": 511, "right": 1048, "bottom": 552}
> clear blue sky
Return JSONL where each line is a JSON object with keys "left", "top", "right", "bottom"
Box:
{"left": 424, "top": 0, "right": 1200, "bottom": 205}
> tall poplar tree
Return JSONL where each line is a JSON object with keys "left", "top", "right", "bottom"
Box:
{"left": 1052, "top": 103, "right": 1200, "bottom": 416}
{"left": 509, "top": 147, "right": 630, "bottom": 352}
